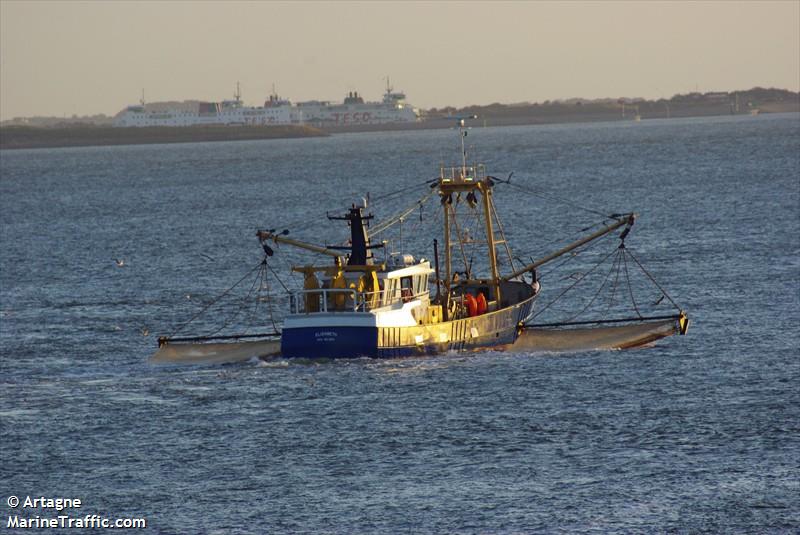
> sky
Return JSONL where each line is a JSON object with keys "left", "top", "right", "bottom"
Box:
{"left": 1, "top": 0, "right": 798, "bottom": 120}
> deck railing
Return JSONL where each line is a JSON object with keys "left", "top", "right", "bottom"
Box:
{"left": 289, "top": 288, "right": 429, "bottom": 314}
{"left": 439, "top": 163, "right": 486, "bottom": 182}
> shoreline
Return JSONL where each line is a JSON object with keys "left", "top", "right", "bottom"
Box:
{"left": 2, "top": 103, "right": 797, "bottom": 150}
{"left": 0, "top": 124, "right": 327, "bottom": 151}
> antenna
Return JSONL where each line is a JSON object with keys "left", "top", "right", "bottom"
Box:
{"left": 455, "top": 115, "right": 477, "bottom": 174}
{"left": 460, "top": 120, "right": 467, "bottom": 173}
{"left": 234, "top": 82, "right": 242, "bottom": 102}
{"left": 140, "top": 89, "right": 146, "bottom": 107}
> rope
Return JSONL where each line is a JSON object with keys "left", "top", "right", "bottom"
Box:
{"left": 369, "top": 179, "right": 436, "bottom": 203}
{"left": 622, "top": 248, "right": 643, "bottom": 318}
{"left": 370, "top": 190, "right": 434, "bottom": 236}
{"left": 266, "top": 262, "right": 292, "bottom": 293}
{"left": 538, "top": 230, "right": 614, "bottom": 280}
{"left": 510, "top": 215, "right": 619, "bottom": 278}
{"left": 203, "top": 260, "right": 265, "bottom": 338}
{"left": 260, "top": 179, "right": 431, "bottom": 238}
{"left": 530, "top": 246, "right": 619, "bottom": 320}
{"left": 500, "top": 180, "right": 613, "bottom": 219}
{"left": 448, "top": 202, "right": 471, "bottom": 277}
{"left": 240, "top": 267, "right": 266, "bottom": 335}
{"left": 262, "top": 263, "right": 281, "bottom": 333}
{"left": 489, "top": 194, "right": 516, "bottom": 273}
{"left": 169, "top": 258, "right": 266, "bottom": 338}
{"left": 454, "top": 202, "right": 481, "bottom": 277}
{"left": 625, "top": 247, "right": 682, "bottom": 311}
{"left": 561, "top": 247, "right": 621, "bottom": 322}
{"left": 604, "top": 249, "right": 623, "bottom": 315}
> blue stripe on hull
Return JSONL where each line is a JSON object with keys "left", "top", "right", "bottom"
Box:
{"left": 280, "top": 295, "right": 536, "bottom": 359}
{"left": 281, "top": 326, "right": 378, "bottom": 359}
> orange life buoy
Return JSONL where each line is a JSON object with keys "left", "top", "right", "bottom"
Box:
{"left": 476, "top": 292, "right": 487, "bottom": 315}
{"left": 465, "top": 294, "right": 478, "bottom": 317}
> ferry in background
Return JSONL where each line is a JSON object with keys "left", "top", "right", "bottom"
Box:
{"left": 113, "top": 81, "right": 419, "bottom": 128}
{"left": 296, "top": 81, "right": 419, "bottom": 126}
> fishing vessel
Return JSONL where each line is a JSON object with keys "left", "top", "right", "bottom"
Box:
{"left": 153, "top": 119, "right": 688, "bottom": 363}
{"left": 114, "top": 81, "right": 419, "bottom": 128}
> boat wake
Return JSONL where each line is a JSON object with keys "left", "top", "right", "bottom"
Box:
{"left": 150, "top": 339, "right": 280, "bottom": 365}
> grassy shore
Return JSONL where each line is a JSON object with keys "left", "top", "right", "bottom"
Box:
{"left": 0, "top": 124, "right": 327, "bottom": 150}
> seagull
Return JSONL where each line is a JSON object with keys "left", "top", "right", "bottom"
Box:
{"left": 114, "top": 258, "right": 125, "bottom": 267}
{"left": 140, "top": 327, "right": 150, "bottom": 337}
{"left": 653, "top": 295, "right": 665, "bottom": 305}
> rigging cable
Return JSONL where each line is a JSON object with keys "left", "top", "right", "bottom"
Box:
{"left": 370, "top": 190, "right": 434, "bottom": 236}
{"left": 266, "top": 261, "right": 292, "bottom": 294}
{"left": 369, "top": 178, "right": 437, "bottom": 204}
{"left": 167, "top": 259, "right": 267, "bottom": 338}
{"left": 529, "top": 246, "right": 619, "bottom": 321}
{"left": 447, "top": 202, "right": 472, "bottom": 278}
{"left": 263, "top": 179, "right": 431, "bottom": 238}
{"left": 537, "top": 230, "right": 615, "bottom": 280}
{"left": 604, "top": 248, "right": 624, "bottom": 315}
{"left": 262, "top": 262, "right": 281, "bottom": 334}
{"left": 621, "top": 247, "right": 643, "bottom": 318}
{"left": 499, "top": 179, "right": 613, "bottom": 219}
{"left": 515, "top": 215, "right": 625, "bottom": 269}
{"left": 457, "top": 200, "right": 481, "bottom": 277}
{"left": 624, "top": 247, "right": 682, "bottom": 311}
{"left": 489, "top": 194, "right": 517, "bottom": 273}
{"left": 560, "top": 247, "right": 622, "bottom": 323}
{"left": 203, "top": 259, "right": 267, "bottom": 338}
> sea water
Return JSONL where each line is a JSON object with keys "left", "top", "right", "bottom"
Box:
{"left": 1, "top": 114, "right": 798, "bottom": 533}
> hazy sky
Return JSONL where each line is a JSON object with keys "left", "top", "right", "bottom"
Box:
{"left": 1, "top": 1, "right": 798, "bottom": 120}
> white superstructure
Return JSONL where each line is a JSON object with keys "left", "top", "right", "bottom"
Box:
{"left": 113, "top": 82, "right": 419, "bottom": 128}
{"left": 295, "top": 83, "right": 419, "bottom": 126}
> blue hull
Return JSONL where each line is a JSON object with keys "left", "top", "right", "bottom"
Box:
{"left": 281, "top": 326, "right": 379, "bottom": 359}
{"left": 280, "top": 296, "right": 535, "bottom": 359}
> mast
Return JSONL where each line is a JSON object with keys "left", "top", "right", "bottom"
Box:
{"left": 326, "top": 206, "right": 379, "bottom": 266}
{"left": 480, "top": 180, "right": 501, "bottom": 304}
{"left": 438, "top": 115, "right": 493, "bottom": 310}
{"left": 458, "top": 116, "right": 476, "bottom": 174}
{"left": 433, "top": 239, "right": 442, "bottom": 302}
{"left": 443, "top": 200, "right": 452, "bottom": 317}
{"left": 257, "top": 206, "right": 382, "bottom": 266}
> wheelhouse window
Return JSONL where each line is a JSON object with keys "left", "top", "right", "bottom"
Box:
{"left": 400, "top": 276, "right": 413, "bottom": 293}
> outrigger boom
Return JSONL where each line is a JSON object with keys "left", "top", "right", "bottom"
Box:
{"left": 502, "top": 214, "right": 635, "bottom": 281}
{"left": 256, "top": 230, "right": 344, "bottom": 258}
